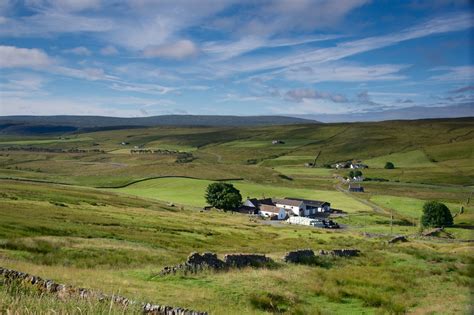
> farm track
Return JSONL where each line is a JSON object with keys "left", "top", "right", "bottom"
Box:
{"left": 334, "top": 181, "right": 388, "bottom": 215}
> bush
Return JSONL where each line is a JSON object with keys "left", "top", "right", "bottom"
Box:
{"left": 421, "top": 201, "right": 453, "bottom": 228}
{"left": 384, "top": 162, "right": 395, "bottom": 169}
{"left": 205, "top": 182, "right": 242, "bottom": 211}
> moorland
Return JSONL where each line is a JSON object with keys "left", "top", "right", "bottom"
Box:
{"left": 0, "top": 117, "right": 473, "bottom": 314}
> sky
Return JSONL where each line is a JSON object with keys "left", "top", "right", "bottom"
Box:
{"left": 0, "top": 0, "right": 473, "bottom": 120}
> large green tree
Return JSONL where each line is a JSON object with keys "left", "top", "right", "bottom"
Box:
{"left": 421, "top": 201, "right": 453, "bottom": 228}
{"left": 205, "top": 183, "right": 242, "bottom": 211}
{"left": 384, "top": 162, "right": 395, "bottom": 169}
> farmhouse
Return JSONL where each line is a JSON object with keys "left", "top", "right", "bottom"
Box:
{"left": 274, "top": 198, "right": 331, "bottom": 217}
{"left": 259, "top": 204, "right": 287, "bottom": 220}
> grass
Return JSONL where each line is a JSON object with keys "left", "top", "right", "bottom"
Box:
{"left": 0, "top": 118, "right": 473, "bottom": 313}
{"left": 114, "top": 177, "right": 372, "bottom": 212}
{"left": 364, "top": 149, "right": 435, "bottom": 168}
{"left": 0, "top": 137, "right": 92, "bottom": 145}
{"left": 0, "top": 176, "right": 473, "bottom": 314}
{"left": 370, "top": 195, "right": 461, "bottom": 219}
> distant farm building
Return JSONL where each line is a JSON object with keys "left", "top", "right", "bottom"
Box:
{"left": 350, "top": 163, "right": 368, "bottom": 169}
{"left": 271, "top": 140, "right": 285, "bottom": 145}
{"left": 348, "top": 184, "right": 364, "bottom": 192}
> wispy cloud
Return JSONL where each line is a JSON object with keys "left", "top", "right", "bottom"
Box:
{"left": 429, "top": 66, "right": 474, "bottom": 81}
{"left": 227, "top": 13, "right": 471, "bottom": 73}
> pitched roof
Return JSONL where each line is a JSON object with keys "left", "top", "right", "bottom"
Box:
{"left": 273, "top": 198, "right": 304, "bottom": 207}
{"left": 259, "top": 204, "right": 282, "bottom": 213}
{"left": 283, "top": 197, "right": 329, "bottom": 207}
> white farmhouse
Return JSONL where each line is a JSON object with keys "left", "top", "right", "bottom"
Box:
{"left": 259, "top": 204, "right": 287, "bottom": 220}
{"left": 274, "top": 198, "right": 330, "bottom": 217}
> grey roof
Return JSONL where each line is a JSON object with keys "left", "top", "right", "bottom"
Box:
{"left": 273, "top": 198, "right": 304, "bottom": 207}
{"left": 282, "top": 197, "right": 329, "bottom": 207}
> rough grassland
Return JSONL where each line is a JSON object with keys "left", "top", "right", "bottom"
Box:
{"left": 1, "top": 180, "right": 472, "bottom": 314}
{"left": 114, "top": 177, "right": 372, "bottom": 212}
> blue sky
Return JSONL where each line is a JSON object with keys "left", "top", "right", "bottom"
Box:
{"left": 0, "top": 0, "right": 473, "bottom": 119}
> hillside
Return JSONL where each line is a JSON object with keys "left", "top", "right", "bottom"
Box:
{"left": 1, "top": 117, "right": 473, "bottom": 314}
{"left": 0, "top": 115, "right": 318, "bottom": 135}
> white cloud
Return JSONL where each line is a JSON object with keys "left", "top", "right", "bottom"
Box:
{"left": 143, "top": 40, "right": 199, "bottom": 60}
{"left": 285, "top": 88, "right": 349, "bottom": 103}
{"left": 280, "top": 63, "right": 408, "bottom": 83}
{"left": 0, "top": 45, "right": 53, "bottom": 68}
{"left": 100, "top": 45, "right": 118, "bottom": 56}
{"left": 429, "top": 66, "right": 474, "bottom": 81}
{"left": 202, "top": 34, "right": 341, "bottom": 61}
{"left": 228, "top": 13, "right": 472, "bottom": 73}
{"left": 63, "top": 46, "right": 92, "bottom": 56}
{"left": 25, "top": 0, "right": 102, "bottom": 12}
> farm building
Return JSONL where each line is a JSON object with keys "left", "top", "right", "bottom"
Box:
{"left": 350, "top": 163, "right": 368, "bottom": 169}
{"left": 271, "top": 140, "right": 285, "bottom": 144}
{"left": 349, "top": 184, "right": 364, "bottom": 192}
{"left": 274, "top": 198, "right": 331, "bottom": 217}
{"left": 259, "top": 204, "right": 287, "bottom": 220}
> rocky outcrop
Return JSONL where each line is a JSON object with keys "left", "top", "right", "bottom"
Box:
{"left": 283, "top": 249, "right": 315, "bottom": 263}
{"left": 159, "top": 252, "right": 273, "bottom": 276}
{"left": 317, "top": 249, "right": 360, "bottom": 257}
{"left": 0, "top": 266, "right": 207, "bottom": 315}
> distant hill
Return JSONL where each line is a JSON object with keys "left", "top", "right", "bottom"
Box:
{"left": 0, "top": 115, "right": 319, "bottom": 135}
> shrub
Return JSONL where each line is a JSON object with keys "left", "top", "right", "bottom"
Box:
{"left": 205, "top": 182, "right": 242, "bottom": 211}
{"left": 421, "top": 201, "right": 453, "bottom": 228}
{"left": 384, "top": 162, "right": 395, "bottom": 169}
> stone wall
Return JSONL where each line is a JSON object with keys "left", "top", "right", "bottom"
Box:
{"left": 283, "top": 249, "right": 315, "bottom": 263}
{"left": 223, "top": 254, "right": 271, "bottom": 268}
{"left": 0, "top": 267, "right": 207, "bottom": 315}
{"left": 159, "top": 252, "right": 273, "bottom": 276}
{"left": 317, "top": 249, "right": 360, "bottom": 257}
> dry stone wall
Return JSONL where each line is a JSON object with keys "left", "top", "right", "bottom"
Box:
{"left": 283, "top": 249, "right": 315, "bottom": 263}
{"left": 0, "top": 267, "right": 207, "bottom": 315}
{"left": 159, "top": 252, "right": 273, "bottom": 276}
{"left": 317, "top": 249, "right": 360, "bottom": 257}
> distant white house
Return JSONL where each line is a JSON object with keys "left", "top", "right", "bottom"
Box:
{"left": 352, "top": 176, "right": 364, "bottom": 182}
{"left": 274, "top": 198, "right": 330, "bottom": 217}
{"left": 259, "top": 204, "right": 287, "bottom": 220}
{"left": 350, "top": 163, "right": 368, "bottom": 169}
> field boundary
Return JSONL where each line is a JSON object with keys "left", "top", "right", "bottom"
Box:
{"left": 98, "top": 175, "right": 244, "bottom": 189}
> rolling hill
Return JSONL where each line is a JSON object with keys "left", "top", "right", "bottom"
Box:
{"left": 0, "top": 115, "right": 319, "bottom": 135}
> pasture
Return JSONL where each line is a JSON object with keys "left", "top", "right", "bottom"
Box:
{"left": 114, "top": 177, "right": 372, "bottom": 212}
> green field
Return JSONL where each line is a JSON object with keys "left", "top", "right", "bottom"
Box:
{"left": 365, "top": 149, "right": 435, "bottom": 168}
{"left": 114, "top": 177, "right": 372, "bottom": 212}
{"left": 1, "top": 118, "right": 473, "bottom": 313}
{"left": 370, "top": 195, "right": 461, "bottom": 219}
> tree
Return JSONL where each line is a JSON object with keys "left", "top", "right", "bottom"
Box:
{"left": 421, "top": 201, "right": 453, "bottom": 228}
{"left": 348, "top": 170, "right": 355, "bottom": 178}
{"left": 384, "top": 162, "right": 395, "bottom": 169}
{"left": 354, "top": 170, "right": 363, "bottom": 177}
{"left": 205, "top": 183, "right": 242, "bottom": 211}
